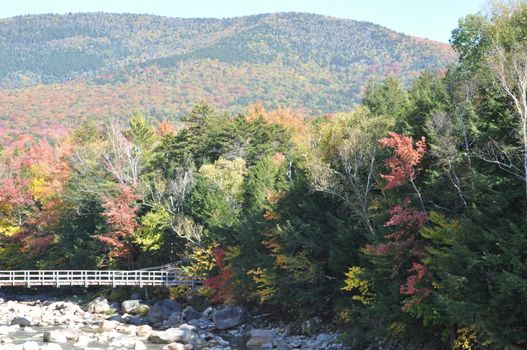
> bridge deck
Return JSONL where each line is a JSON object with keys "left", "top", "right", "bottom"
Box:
{"left": 0, "top": 270, "right": 200, "bottom": 288}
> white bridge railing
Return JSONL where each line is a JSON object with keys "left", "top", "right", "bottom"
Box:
{"left": 0, "top": 270, "right": 200, "bottom": 288}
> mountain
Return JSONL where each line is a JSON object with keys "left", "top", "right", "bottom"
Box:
{"left": 0, "top": 12, "right": 455, "bottom": 137}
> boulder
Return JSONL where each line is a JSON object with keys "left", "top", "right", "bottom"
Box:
{"left": 148, "top": 325, "right": 197, "bottom": 344}
{"left": 86, "top": 297, "right": 110, "bottom": 314}
{"left": 146, "top": 299, "right": 181, "bottom": 324}
{"left": 163, "top": 343, "right": 186, "bottom": 350}
{"left": 136, "top": 324, "right": 153, "bottom": 337}
{"left": 99, "top": 319, "right": 119, "bottom": 331}
{"left": 122, "top": 300, "right": 141, "bottom": 314}
{"left": 43, "top": 330, "right": 67, "bottom": 343}
{"left": 247, "top": 329, "right": 277, "bottom": 347}
{"left": 11, "top": 316, "right": 30, "bottom": 327}
{"left": 60, "top": 328, "right": 81, "bottom": 342}
{"left": 21, "top": 341, "right": 39, "bottom": 350}
{"left": 213, "top": 306, "right": 247, "bottom": 330}
{"left": 183, "top": 306, "right": 202, "bottom": 322}
{"left": 163, "top": 311, "right": 182, "bottom": 328}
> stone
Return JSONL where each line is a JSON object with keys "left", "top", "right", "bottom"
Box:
{"left": 61, "top": 328, "right": 81, "bottom": 342}
{"left": 122, "top": 300, "right": 141, "bottom": 314}
{"left": 148, "top": 325, "right": 197, "bottom": 344}
{"left": 21, "top": 341, "right": 39, "bottom": 350}
{"left": 43, "top": 330, "right": 67, "bottom": 343}
{"left": 212, "top": 306, "right": 247, "bottom": 330}
{"left": 247, "top": 329, "right": 277, "bottom": 347}
{"left": 316, "top": 333, "right": 332, "bottom": 343}
{"left": 85, "top": 297, "right": 111, "bottom": 314}
{"left": 10, "top": 317, "right": 30, "bottom": 327}
{"left": 99, "top": 319, "right": 119, "bottom": 331}
{"left": 163, "top": 343, "right": 186, "bottom": 350}
{"left": 163, "top": 311, "right": 182, "bottom": 327}
{"left": 183, "top": 306, "right": 202, "bottom": 322}
{"left": 134, "top": 341, "right": 147, "bottom": 350}
{"left": 146, "top": 299, "right": 181, "bottom": 324}
{"left": 136, "top": 324, "right": 153, "bottom": 337}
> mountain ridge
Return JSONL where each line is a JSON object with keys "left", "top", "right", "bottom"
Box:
{"left": 0, "top": 12, "right": 455, "bottom": 138}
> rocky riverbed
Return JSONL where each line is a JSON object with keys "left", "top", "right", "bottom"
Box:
{"left": 0, "top": 294, "right": 349, "bottom": 350}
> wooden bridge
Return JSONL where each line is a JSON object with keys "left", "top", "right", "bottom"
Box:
{"left": 0, "top": 265, "right": 201, "bottom": 288}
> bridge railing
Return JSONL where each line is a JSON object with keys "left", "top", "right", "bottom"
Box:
{"left": 0, "top": 269, "right": 201, "bottom": 288}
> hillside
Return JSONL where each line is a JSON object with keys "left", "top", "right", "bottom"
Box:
{"left": 0, "top": 12, "right": 455, "bottom": 137}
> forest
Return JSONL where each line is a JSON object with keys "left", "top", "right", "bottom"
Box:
{"left": 1, "top": 3, "right": 527, "bottom": 350}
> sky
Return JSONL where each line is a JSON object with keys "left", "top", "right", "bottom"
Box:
{"left": 0, "top": 0, "right": 487, "bottom": 43}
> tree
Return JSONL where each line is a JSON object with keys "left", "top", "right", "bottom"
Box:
{"left": 307, "top": 108, "right": 392, "bottom": 238}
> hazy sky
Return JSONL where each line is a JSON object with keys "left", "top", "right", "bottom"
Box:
{"left": 1, "top": 0, "right": 487, "bottom": 43}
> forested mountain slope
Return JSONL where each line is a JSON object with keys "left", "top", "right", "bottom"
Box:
{"left": 0, "top": 12, "right": 455, "bottom": 137}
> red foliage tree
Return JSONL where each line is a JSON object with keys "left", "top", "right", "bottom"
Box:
{"left": 96, "top": 184, "right": 138, "bottom": 267}
{"left": 378, "top": 131, "right": 426, "bottom": 190}
{"left": 203, "top": 247, "right": 233, "bottom": 303}
{"left": 368, "top": 132, "right": 431, "bottom": 311}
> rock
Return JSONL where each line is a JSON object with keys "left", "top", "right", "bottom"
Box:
{"left": 148, "top": 325, "right": 197, "bottom": 344}
{"left": 301, "top": 317, "right": 321, "bottom": 335}
{"left": 74, "top": 335, "right": 91, "bottom": 347}
{"left": 43, "top": 330, "right": 67, "bottom": 343}
{"left": 146, "top": 299, "right": 181, "bottom": 324}
{"left": 122, "top": 300, "right": 141, "bottom": 314}
{"left": 136, "top": 324, "right": 153, "bottom": 337}
{"left": 99, "top": 319, "right": 119, "bottom": 331}
{"left": 108, "top": 314, "right": 124, "bottom": 323}
{"left": 86, "top": 297, "right": 110, "bottom": 314}
{"left": 163, "top": 311, "right": 182, "bottom": 328}
{"left": 126, "top": 315, "right": 147, "bottom": 325}
{"left": 316, "top": 333, "right": 332, "bottom": 344}
{"left": 183, "top": 306, "right": 202, "bottom": 322}
{"left": 213, "top": 306, "right": 247, "bottom": 330}
{"left": 21, "top": 341, "right": 39, "bottom": 350}
{"left": 134, "top": 341, "right": 147, "bottom": 350}
{"left": 247, "top": 329, "right": 277, "bottom": 347}
{"left": 162, "top": 343, "right": 186, "bottom": 350}
{"left": 11, "top": 316, "right": 31, "bottom": 327}
{"left": 40, "top": 344, "right": 63, "bottom": 350}
{"left": 61, "top": 328, "right": 81, "bottom": 343}
{"left": 202, "top": 307, "right": 214, "bottom": 319}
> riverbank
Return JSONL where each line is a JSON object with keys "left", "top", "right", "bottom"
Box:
{"left": 0, "top": 291, "right": 349, "bottom": 350}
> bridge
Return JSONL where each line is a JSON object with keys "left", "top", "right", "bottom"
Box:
{"left": 0, "top": 265, "right": 202, "bottom": 288}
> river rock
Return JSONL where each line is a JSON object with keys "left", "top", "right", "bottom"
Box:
{"left": 247, "top": 329, "right": 277, "bottom": 347}
{"left": 11, "top": 317, "right": 31, "bottom": 327}
{"left": 43, "top": 330, "right": 67, "bottom": 343}
{"left": 136, "top": 324, "right": 152, "bottom": 337}
{"left": 99, "top": 319, "right": 119, "bottom": 331}
{"left": 183, "top": 306, "right": 201, "bottom": 322}
{"left": 21, "top": 341, "right": 39, "bottom": 350}
{"left": 162, "top": 343, "right": 186, "bottom": 350}
{"left": 122, "top": 299, "right": 141, "bottom": 314}
{"left": 134, "top": 341, "right": 147, "bottom": 350}
{"left": 146, "top": 300, "right": 181, "bottom": 324}
{"left": 86, "top": 297, "right": 110, "bottom": 314}
{"left": 213, "top": 306, "right": 247, "bottom": 330}
{"left": 148, "top": 325, "right": 197, "bottom": 344}
{"left": 61, "top": 328, "right": 81, "bottom": 342}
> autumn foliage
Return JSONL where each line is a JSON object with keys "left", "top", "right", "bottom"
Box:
{"left": 97, "top": 184, "right": 138, "bottom": 266}
{"left": 203, "top": 247, "right": 233, "bottom": 303}
{"left": 378, "top": 132, "right": 426, "bottom": 190}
